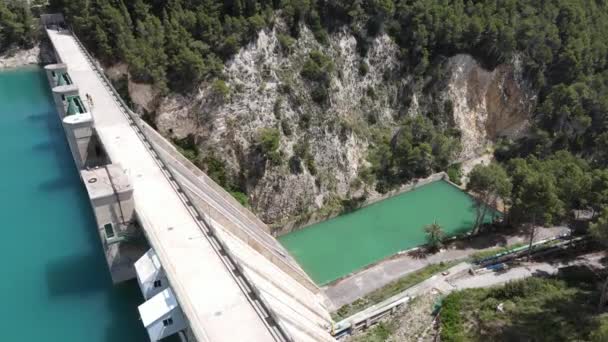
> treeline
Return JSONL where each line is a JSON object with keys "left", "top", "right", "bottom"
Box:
{"left": 50, "top": 0, "right": 281, "bottom": 92}
{"left": 0, "top": 1, "right": 35, "bottom": 53}
{"left": 470, "top": 152, "right": 608, "bottom": 229}
{"left": 460, "top": 152, "right": 608, "bottom": 294}
{"left": 49, "top": 0, "right": 608, "bottom": 154}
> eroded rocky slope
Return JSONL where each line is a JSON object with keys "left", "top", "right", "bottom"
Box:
{"left": 124, "top": 25, "right": 534, "bottom": 228}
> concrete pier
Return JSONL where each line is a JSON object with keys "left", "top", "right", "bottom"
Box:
{"left": 50, "top": 84, "right": 78, "bottom": 118}
{"left": 43, "top": 63, "right": 67, "bottom": 86}
{"left": 44, "top": 54, "right": 146, "bottom": 285}
{"left": 62, "top": 113, "right": 94, "bottom": 169}
{"left": 80, "top": 165, "right": 145, "bottom": 283}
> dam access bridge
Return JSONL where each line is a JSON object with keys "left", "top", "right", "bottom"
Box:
{"left": 40, "top": 14, "right": 334, "bottom": 342}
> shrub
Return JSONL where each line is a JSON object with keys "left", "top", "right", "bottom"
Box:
{"left": 281, "top": 119, "right": 292, "bottom": 136}
{"left": 440, "top": 292, "right": 466, "bottom": 342}
{"left": 424, "top": 221, "right": 444, "bottom": 251}
{"left": 202, "top": 155, "right": 228, "bottom": 188}
{"left": 278, "top": 82, "right": 292, "bottom": 95}
{"left": 211, "top": 79, "right": 229, "bottom": 101}
{"left": 257, "top": 128, "right": 282, "bottom": 164}
{"left": 301, "top": 50, "right": 333, "bottom": 104}
{"left": 273, "top": 99, "right": 282, "bottom": 119}
{"left": 362, "top": 322, "right": 393, "bottom": 342}
{"left": 311, "top": 86, "right": 329, "bottom": 103}
{"left": 277, "top": 33, "right": 295, "bottom": 52}
{"left": 289, "top": 156, "right": 303, "bottom": 174}
{"left": 230, "top": 191, "right": 250, "bottom": 207}
{"left": 301, "top": 51, "right": 333, "bottom": 82}
{"left": 591, "top": 315, "right": 608, "bottom": 342}
{"left": 447, "top": 163, "right": 462, "bottom": 185}
{"left": 173, "top": 134, "right": 198, "bottom": 161}
{"left": 341, "top": 196, "right": 366, "bottom": 213}
{"left": 299, "top": 112, "right": 311, "bottom": 128}
{"left": 366, "top": 85, "right": 376, "bottom": 99}
{"left": 294, "top": 138, "right": 316, "bottom": 174}
{"left": 359, "top": 61, "right": 369, "bottom": 76}
{"left": 258, "top": 128, "right": 280, "bottom": 154}
{"left": 305, "top": 154, "right": 317, "bottom": 175}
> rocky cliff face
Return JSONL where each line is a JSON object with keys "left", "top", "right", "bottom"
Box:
{"left": 154, "top": 24, "right": 404, "bottom": 226}
{"left": 130, "top": 26, "right": 534, "bottom": 228}
{"left": 447, "top": 54, "right": 535, "bottom": 159}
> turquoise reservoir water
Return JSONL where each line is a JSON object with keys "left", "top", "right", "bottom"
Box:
{"left": 0, "top": 67, "right": 147, "bottom": 341}
{"left": 280, "top": 180, "right": 500, "bottom": 285}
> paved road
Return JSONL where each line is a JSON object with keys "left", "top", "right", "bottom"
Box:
{"left": 340, "top": 252, "right": 606, "bottom": 331}
{"left": 325, "top": 226, "right": 570, "bottom": 310}
{"left": 451, "top": 251, "right": 606, "bottom": 290}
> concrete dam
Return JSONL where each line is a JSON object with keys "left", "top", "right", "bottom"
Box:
{"left": 40, "top": 13, "right": 335, "bottom": 342}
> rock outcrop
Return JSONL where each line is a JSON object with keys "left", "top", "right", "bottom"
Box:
{"left": 155, "top": 24, "right": 403, "bottom": 226}
{"left": 0, "top": 42, "right": 55, "bottom": 69}
{"left": 0, "top": 45, "right": 40, "bottom": 69}
{"left": 447, "top": 54, "right": 535, "bottom": 159}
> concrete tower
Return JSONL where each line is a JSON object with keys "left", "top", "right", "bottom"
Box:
{"left": 62, "top": 112, "right": 96, "bottom": 169}
{"left": 81, "top": 164, "right": 146, "bottom": 283}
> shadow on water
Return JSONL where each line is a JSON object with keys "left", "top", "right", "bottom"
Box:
{"left": 104, "top": 280, "right": 148, "bottom": 342}
{"left": 26, "top": 112, "right": 56, "bottom": 122}
{"left": 38, "top": 176, "right": 78, "bottom": 192}
{"left": 31, "top": 109, "right": 82, "bottom": 192}
{"left": 452, "top": 222, "right": 474, "bottom": 236}
{"left": 3, "top": 68, "right": 147, "bottom": 342}
{"left": 31, "top": 140, "right": 55, "bottom": 151}
{"left": 45, "top": 253, "right": 108, "bottom": 297}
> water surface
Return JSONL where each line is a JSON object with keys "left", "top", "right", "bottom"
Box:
{"left": 279, "top": 180, "right": 499, "bottom": 285}
{"left": 0, "top": 67, "right": 147, "bottom": 341}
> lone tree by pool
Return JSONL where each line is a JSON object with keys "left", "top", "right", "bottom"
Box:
{"left": 424, "top": 221, "right": 444, "bottom": 251}
{"left": 467, "top": 163, "right": 511, "bottom": 234}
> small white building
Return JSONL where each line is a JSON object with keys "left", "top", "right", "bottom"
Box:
{"left": 138, "top": 287, "right": 187, "bottom": 342}
{"left": 135, "top": 249, "right": 168, "bottom": 300}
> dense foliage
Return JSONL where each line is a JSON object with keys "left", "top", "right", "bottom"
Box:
{"left": 300, "top": 50, "right": 333, "bottom": 103}
{"left": 441, "top": 273, "right": 606, "bottom": 341}
{"left": 467, "top": 163, "right": 511, "bottom": 233}
{"left": 367, "top": 116, "right": 460, "bottom": 192}
{"left": 0, "top": 1, "right": 35, "bottom": 53}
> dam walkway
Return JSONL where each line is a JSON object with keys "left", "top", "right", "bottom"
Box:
{"left": 44, "top": 25, "right": 333, "bottom": 342}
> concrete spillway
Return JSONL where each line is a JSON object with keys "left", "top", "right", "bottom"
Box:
{"left": 42, "top": 14, "right": 334, "bottom": 342}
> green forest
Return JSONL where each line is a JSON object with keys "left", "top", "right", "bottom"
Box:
{"left": 0, "top": 0, "right": 35, "bottom": 52}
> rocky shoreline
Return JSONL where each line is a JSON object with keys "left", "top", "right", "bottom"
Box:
{"left": 0, "top": 41, "right": 55, "bottom": 69}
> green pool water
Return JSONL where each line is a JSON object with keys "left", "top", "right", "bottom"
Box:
{"left": 279, "top": 180, "right": 499, "bottom": 285}
{"left": 0, "top": 67, "right": 147, "bottom": 341}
